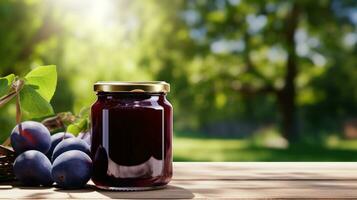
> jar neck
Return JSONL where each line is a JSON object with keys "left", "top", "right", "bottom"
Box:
{"left": 97, "top": 92, "right": 166, "bottom": 100}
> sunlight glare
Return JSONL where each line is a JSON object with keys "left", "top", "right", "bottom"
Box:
{"left": 53, "top": 0, "right": 117, "bottom": 29}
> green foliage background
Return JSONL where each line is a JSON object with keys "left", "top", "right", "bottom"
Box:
{"left": 1, "top": 0, "right": 357, "bottom": 160}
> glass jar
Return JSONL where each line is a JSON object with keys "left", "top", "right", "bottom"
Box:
{"left": 91, "top": 81, "right": 173, "bottom": 191}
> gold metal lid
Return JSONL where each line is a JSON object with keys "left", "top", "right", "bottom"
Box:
{"left": 94, "top": 81, "right": 170, "bottom": 93}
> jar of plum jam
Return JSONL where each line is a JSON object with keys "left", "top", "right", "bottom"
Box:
{"left": 91, "top": 81, "right": 173, "bottom": 191}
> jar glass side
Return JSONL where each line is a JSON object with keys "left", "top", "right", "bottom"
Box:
{"left": 90, "top": 92, "right": 173, "bottom": 190}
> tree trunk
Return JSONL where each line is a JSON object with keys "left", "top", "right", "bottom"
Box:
{"left": 279, "top": 3, "right": 300, "bottom": 142}
{"left": 229, "top": 2, "right": 301, "bottom": 142}
{"left": 278, "top": 71, "right": 298, "bottom": 142}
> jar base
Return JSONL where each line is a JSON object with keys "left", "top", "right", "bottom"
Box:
{"left": 95, "top": 184, "right": 167, "bottom": 191}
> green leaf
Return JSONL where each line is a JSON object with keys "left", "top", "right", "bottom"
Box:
{"left": 66, "top": 118, "right": 88, "bottom": 135}
{"left": 4, "top": 74, "right": 15, "bottom": 84}
{"left": 20, "top": 85, "right": 54, "bottom": 118}
{"left": 0, "top": 80, "right": 8, "bottom": 97}
{"left": 25, "top": 65, "right": 57, "bottom": 102}
{"left": 0, "top": 74, "right": 15, "bottom": 97}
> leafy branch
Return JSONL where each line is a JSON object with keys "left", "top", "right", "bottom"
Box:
{"left": 0, "top": 65, "right": 57, "bottom": 118}
{"left": 41, "top": 108, "right": 90, "bottom": 136}
{"left": 0, "top": 65, "right": 57, "bottom": 145}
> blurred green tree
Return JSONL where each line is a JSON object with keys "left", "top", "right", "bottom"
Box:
{"left": 173, "top": 0, "right": 357, "bottom": 142}
{"left": 0, "top": 0, "right": 356, "bottom": 145}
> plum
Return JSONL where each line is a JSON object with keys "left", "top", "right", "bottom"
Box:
{"left": 52, "top": 138, "right": 90, "bottom": 161}
{"left": 46, "top": 132, "right": 74, "bottom": 159}
{"left": 13, "top": 150, "right": 53, "bottom": 186}
{"left": 52, "top": 150, "right": 92, "bottom": 189}
{"left": 10, "top": 121, "right": 51, "bottom": 154}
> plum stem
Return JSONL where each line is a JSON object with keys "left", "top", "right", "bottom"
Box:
{"left": 16, "top": 92, "right": 22, "bottom": 135}
{"left": 14, "top": 78, "right": 24, "bottom": 135}
{"left": 62, "top": 131, "right": 67, "bottom": 140}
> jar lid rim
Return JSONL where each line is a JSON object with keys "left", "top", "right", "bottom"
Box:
{"left": 94, "top": 81, "right": 170, "bottom": 93}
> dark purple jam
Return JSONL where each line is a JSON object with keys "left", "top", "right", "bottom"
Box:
{"left": 91, "top": 91, "right": 172, "bottom": 190}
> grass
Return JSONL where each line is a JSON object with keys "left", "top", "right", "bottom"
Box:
{"left": 3, "top": 126, "right": 357, "bottom": 161}
{"left": 173, "top": 136, "right": 357, "bottom": 161}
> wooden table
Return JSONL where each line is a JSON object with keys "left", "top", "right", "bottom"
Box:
{"left": 1, "top": 162, "right": 357, "bottom": 199}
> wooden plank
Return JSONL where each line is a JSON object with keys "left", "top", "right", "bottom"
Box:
{"left": 2, "top": 180, "right": 357, "bottom": 199}
{"left": 174, "top": 162, "right": 357, "bottom": 180}
{"left": 1, "top": 162, "right": 357, "bottom": 199}
{"left": 172, "top": 180, "right": 357, "bottom": 199}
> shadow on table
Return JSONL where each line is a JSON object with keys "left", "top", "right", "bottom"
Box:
{"left": 0, "top": 181, "right": 16, "bottom": 189}
{"left": 0, "top": 181, "right": 53, "bottom": 190}
{"left": 100, "top": 185, "right": 195, "bottom": 199}
{"left": 55, "top": 184, "right": 195, "bottom": 199}
{"left": 0, "top": 181, "right": 194, "bottom": 199}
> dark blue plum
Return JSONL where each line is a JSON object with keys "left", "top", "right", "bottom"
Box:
{"left": 13, "top": 150, "right": 53, "bottom": 186}
{"left": 52, "top": 138, "right": 90, "bottom": 161}
{"left": 46, "top": 132, "right": 74, "bottom": 159}
{"left": 10, "top": 121, "right": 51, "bottom": 154}
{"left": 52, "top": 150, "right": 92, "bottom": 189}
